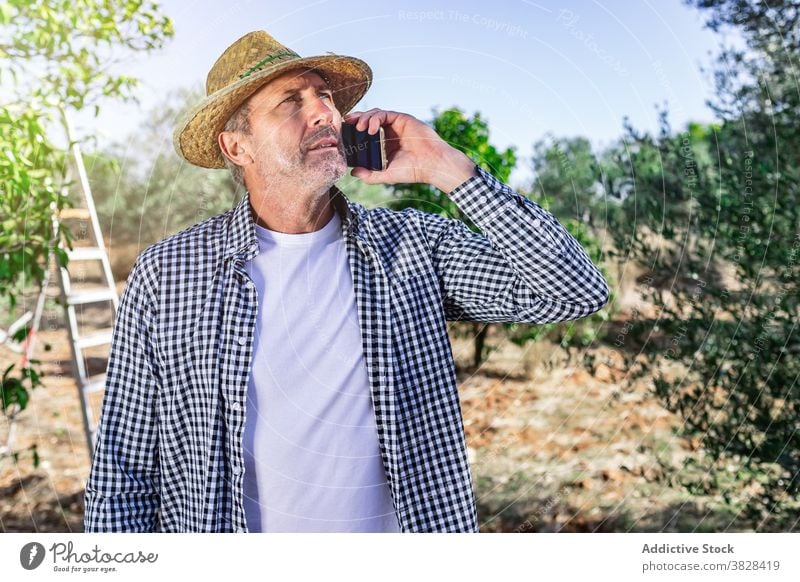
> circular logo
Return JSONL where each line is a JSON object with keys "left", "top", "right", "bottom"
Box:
{"left": 19, "top": 542, "right": 46, "bottom": 570}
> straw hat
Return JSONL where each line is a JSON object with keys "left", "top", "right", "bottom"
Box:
{"left": 173, "top": 30, "right": 372, "bottom": 169}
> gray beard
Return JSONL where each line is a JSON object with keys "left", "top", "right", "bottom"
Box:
{"left": 257, "top": 142, "right": 346, "bottom": 191}
{"left": 249, "top": 156, "right": 344, "bottom": 232}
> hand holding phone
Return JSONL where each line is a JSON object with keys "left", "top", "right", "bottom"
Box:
{"left": 341, "top": 121, "right": 387, "bottom": 171}
{"left": 343, "top": 109, "right": 476, "bottom": 191}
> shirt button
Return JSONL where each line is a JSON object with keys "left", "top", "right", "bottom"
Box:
{"left": 249, "top": 244, "right": 258, "bottom": 253}
{"left": 532, "top": 218, "right": 542, "bottom": 228}
{"left": 232, "top": 467, "right": 241, "bottom": 476}
{"left": 238, "top": 337, "right": 247, "bottom": 345}
{"left": 235, "top": 527, "right": 245, "bottom": 533}
{"left": 231, "top": 401, "right": 242, "bottom": 411}
{"left": 478, "top": 194, "right": 488, "bottom": 203}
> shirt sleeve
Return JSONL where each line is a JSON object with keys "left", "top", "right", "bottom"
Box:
{"left": 423, "top": 165, "right": 610, "bottom": 323}
{"left": 84, "top": 254, "right": 161, "bottom": 532}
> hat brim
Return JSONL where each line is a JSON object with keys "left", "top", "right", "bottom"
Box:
{"left": 173, "top": 54, "right": 372, "bottom": 169}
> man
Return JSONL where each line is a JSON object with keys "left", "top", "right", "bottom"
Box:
{"left": 84, "top": 31, "right": 609, "bottom": 533}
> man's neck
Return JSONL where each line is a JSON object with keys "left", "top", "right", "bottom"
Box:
{"left": 247, "top": 181, "right": 335, "bottom": 234}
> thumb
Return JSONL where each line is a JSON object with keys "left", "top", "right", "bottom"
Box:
{"left": 350, "top": 167, "right": 382, "bottom": 184}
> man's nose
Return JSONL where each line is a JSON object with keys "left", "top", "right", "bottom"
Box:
{"left": 306, "top": 95, "right": 337, "bottom": 127}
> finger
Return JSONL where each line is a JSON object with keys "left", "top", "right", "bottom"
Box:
{"left": 371, "top": 110, "right": 404, "bottom": 134}
{"left": 350, "top": 167, "right": 379, "bottom": 183}
{"left": 368, "top": 113, "right": 384, "bottom": 135}
{"left": 354, "top": 108, "right": 382, "bottom": 131}
{"left": 344, "top": 110, "right": 370, "bottom": 122}
{"left": 351, "top": 165, "right": 396, "bottom": 185}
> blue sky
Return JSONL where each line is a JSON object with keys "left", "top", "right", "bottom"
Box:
{"left": 75, "top": 0, "right": 729, "bottom": 188}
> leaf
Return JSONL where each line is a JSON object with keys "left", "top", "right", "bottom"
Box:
{"left": 54, "top": 247, "right": 69, "bottom": 269}
{"left": 0, "top": 3, "right": 12, "bottom": 25}
{"left": 2, "top": 363, "right": 14, "bottom": 382}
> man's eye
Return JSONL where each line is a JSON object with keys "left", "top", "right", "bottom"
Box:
{"left": 281, "top": 92, "right": 330, "bottom": 106}
{"left": 283, "top": 93, "right": 302, "bottom": 103}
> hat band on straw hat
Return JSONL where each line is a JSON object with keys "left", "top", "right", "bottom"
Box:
{"left": 238, "top": 52, "right": 300, "bottom": 79}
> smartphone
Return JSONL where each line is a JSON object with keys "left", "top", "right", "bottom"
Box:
{"left": 341, "top": 121, "right": 387, "bottom": 171}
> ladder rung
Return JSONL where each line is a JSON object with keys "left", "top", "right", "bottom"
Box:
{"left": 76, "top": 328, "right": 114, "bottom": 350}
{"left": 59, "top": 208, "right": 91, "bottom": 220}
{"left": 82, "top": 373, "right": 107, "bottom": 395}
{"left": 67, "top": 288, "right": 116, "bottom": 305}
{"left": 68, "top": 247, "right": 106, "bottom": 261}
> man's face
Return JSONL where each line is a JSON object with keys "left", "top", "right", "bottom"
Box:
{"left": 239, "top": 68, "right": 346, "bottom": 188}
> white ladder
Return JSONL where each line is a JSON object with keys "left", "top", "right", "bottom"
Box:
{"left": 52, "top": 110, "right": 119, "bottom": 460}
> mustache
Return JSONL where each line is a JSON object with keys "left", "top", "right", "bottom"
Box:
{"left": 302, "top": 126, "right": 341, "bottom": 152}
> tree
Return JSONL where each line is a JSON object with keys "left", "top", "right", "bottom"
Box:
{"left": 604, "top": 0, "right": 800, "bottom": 528}
{"left": 0, "top": 0, "right": 174, "bottom": 464}
{"left": 531, "top": 135, "right": 606, "bottom": 227}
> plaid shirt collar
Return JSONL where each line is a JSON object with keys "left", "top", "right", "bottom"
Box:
{"left": 222, "top": 184, "right": 359, "bottom": 259}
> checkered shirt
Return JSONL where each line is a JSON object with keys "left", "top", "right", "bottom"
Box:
{"left": 84, "top": 166, "right": 609, "bottom": 532}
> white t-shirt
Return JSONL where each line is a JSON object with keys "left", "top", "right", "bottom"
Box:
{"left": 241, "top": 208, "right": 400, "bottom": 532}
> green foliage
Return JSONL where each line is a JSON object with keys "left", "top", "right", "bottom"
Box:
{"left": 531, "top": 135, "right": 611, "bottom": 228}
{"left": 1, "top": 361, "right": 43, "bottom": 467}
{"left": 0, "top": 105, "right": 71, "bottom": 308}
{"left": 8, "top": 443, "right": 39, "bottom": 469}
{"left": 519, "top": 1, "right": 800, "bottom": 525}
{"left": 0, "top": 0, "right": 174, "bottom": 111}
{"left": 608, "top": 116, "right": 799, "bottom": 524}
{"left": 600, "top": 0, "right": 800, "bottom": 527}
{"left": 1, "top": 361, "right": 43, "bottom": 415}
{"left": 0, "top": 0, "right": 173, "bottom": 466}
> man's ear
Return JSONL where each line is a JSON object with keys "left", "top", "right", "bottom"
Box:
{"left": 218, "top": 130, "right": 253, "bottom": 166}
